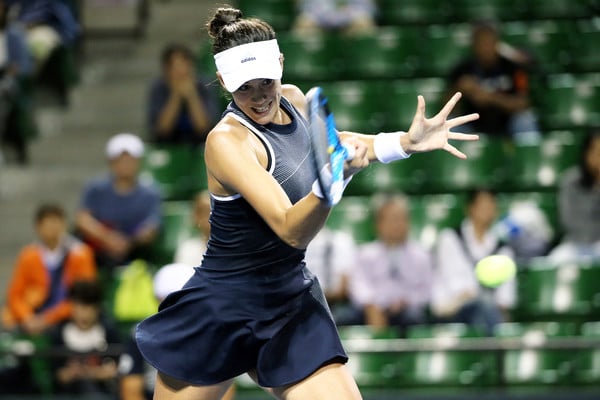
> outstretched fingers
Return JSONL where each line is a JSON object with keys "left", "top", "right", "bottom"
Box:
{"left": 446, "top": 113, "right": 479, "bottom": 129}
{"left": 413, "top": 95, "right": 426, "bottom": 121}
{"left": 436, "top": 92, "right": 462, "bottom": 120}
{"left": 444, "top": 142, "right": 468, "bottom": 159}
{"left": 448, "top": 131, "right": 480, "bottom": 141}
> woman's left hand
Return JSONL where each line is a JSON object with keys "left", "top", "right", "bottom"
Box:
{"left": 406, "top": 92, "right": 480, "bottom": 159}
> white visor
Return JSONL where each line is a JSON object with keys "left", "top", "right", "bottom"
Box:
{"left": 215, "top": 39, "right": 282, "bottom": 93}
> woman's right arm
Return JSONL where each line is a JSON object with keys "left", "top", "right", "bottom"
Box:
{"left": 205, "top": 120, "right": 366, "bottom": 249}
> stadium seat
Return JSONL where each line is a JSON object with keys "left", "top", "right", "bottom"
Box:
{"left": 515, "top": 261, "right": 600, "bottom": 322}
{"left": 415, "top": 24, "right": 471, "bottom": 78}
{"left": 140, "top": 144, "right": 207, "bottom": 200}
{"left": 400, "top": 324, "right": 497, "bottom": 387}
{"left": 321, "top": 81, "right": 386, "bottom": 133}
{"left": 236, "top": 0, "right": 295, "bottom": 31}
{"left": 385, "top": 77, "right": 446, "bottom": 131}
{"left": 418, "top": 135, "right": 510, "bottom": 193}
{"left": 341, "top": 27, "right": 420, "bottom": 80}
{"left": 571, "top": 19, "right": 600, "bottom": 73}
{"left": 278, "top": 33, "right": 344, "bottom": 83}
{"left": 150, "top": 201, "right": 194, "bottom": 266}
{"left": 526, "top": 0, "right": 591, "bottom": 20}
{"left": 503, "top": 130, "right": 581, "bottom": 191}
{"left": 455, "top": 0, "right": 527, "bottom": 22}
{"left": 326, "top": 196, "right": 375, "bottom": 243}
{"left": 537, "top": 73, "right": 600, "bottom": 130}
{"left": 495, "top": 321, "right": 577, "bottom": 385}
{"left": 377, "top": 0, "right": 453, "bottom": 25}
{"left": 501, "top": 20, "right": 576, "bottom": 74}
{"left": 345, "top": 154, "right": 429, "bottom": 196}
{"left": 408, "top": 193, "right": 466, "bottom": 250}
{"left": 574, "top": 321, "right": 600, "bottom": 384}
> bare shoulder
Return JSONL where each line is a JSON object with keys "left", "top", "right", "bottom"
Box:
{"left": 205, "top": 115, "right": 248, "bottom": 157}
{"left": 282, "top": 84, "right": 307, "bottom": 115}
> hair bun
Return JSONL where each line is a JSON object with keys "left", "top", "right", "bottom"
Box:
{"left": 208, "top": 7, "right": 243, "bottom": 38}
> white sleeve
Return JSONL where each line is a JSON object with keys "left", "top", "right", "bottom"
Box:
{"left": 348, "top": 244, "right": 377, "bottom": 307}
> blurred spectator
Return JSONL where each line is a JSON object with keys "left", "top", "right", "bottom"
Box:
{"left": 118, "top": 263, "right": 235, "bottom": 400}
{"left": 548, "top": 128, "right": 600, "bottom": 264}
{"left": 447, "top": 20, "right": 540, "bottom": 144}
{"left": 1, "top": 203, "right": 97, "bottom": 336}
{"left": 5, "top": 0, "right": 79, "bottom": 69}
{"left": 431, "top": 189, "right": 515, "bottom": 336}
{"left": 50, "top": 280, "right": 121, "bottom": 396}
{"left": 75, "top": 133, "right": 162, "bottom": 270}
{"left": 304, "top": 226, "right": 362, "bottom": 326}
{"left": 173, "top": 190, "right": 211, "bottom": 267}
{"left": 293, "top": 0, "right": 377, "bottom": 36}
{"left": 147, "top": 43, "right": 220, "bottom": 145}
{"left": 0, "top": 0, "right": 34, "bottom": 165}
{"left": 350, "top": 193, "right": 433, "bottom": 331}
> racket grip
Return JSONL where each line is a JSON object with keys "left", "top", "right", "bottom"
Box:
{"left": 342, "top": 143, "right": 355, "bottom": 161}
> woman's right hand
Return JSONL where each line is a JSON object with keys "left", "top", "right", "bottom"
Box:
{"left": 342, "top": 136, "right": 369, "bottom": 178}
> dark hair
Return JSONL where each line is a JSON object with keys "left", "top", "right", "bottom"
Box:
{"left": 471, "top": 19, "right": 499, "bottom": 39}
{"left": 160, "top": 42, "right": 194, "bottom": 68}
{"left": 69, "top": 280, "right": 103, "bottom": 306}
{"left": 466, "top": 187, "right": 496, "bottom": 206}
{"left": 579, "top": 127, "right": 600, "bottom": 188}
{"left": 34, "top": 203, "right": 65, "bottom": 224}
{"left": 206, "top": 6, "right": 276, "bottom": 55}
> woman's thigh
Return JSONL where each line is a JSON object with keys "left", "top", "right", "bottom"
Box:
{"left": 272, "top": 363, "right": 362, "bottom": 400}
{"left": 154, "top": 372, "right": 234, "bottom": 400}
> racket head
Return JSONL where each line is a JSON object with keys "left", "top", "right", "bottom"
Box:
{"left": 306, "top": 86, "right": 346, "bottom": 206}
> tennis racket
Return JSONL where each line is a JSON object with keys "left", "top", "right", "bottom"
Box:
{"left": 306, "top": 86, "right": 355, "bottom": 206}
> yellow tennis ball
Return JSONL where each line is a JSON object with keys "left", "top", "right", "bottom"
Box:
{"left": 475, "top": 255, "right": 516, "bottom": 288}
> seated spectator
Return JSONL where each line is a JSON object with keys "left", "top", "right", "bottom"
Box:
{"left": 548, "top": 128, "right": 600, "bottom": 264}
{"left": 50, "top": 279, "right": 121, "bottom": 396}
{"left": 1, "top": 203, "right": 97, "bottom": 336}
{"left": 75, "top": 133, "right": 162, "bottom": 270}
{"left": 0, "top": 0, "right": 35, "bottom": 165}
{"left": 147, "top": 43, "right": 220, "bottom": 145}
{"left": 174, "top": 190, "right": 211, "bottom": 267}
{"left": 447, "top": 20, "right": 540, "bottom": 144}
{"left": 118, "top": 263, "right": 235, "bottom": 400}
{"left": 293, "top": 0, "right": 377, "bottom": 36}
{"left": 431, "top": 188, "right": 515, "bottom": 336}
{"left": 304, "top": 226, "right": 362, "bottom": 326}
{"left": 350, "top": 193, "right": 433, "bottom": 331}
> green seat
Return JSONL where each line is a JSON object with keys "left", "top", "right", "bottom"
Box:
{"left": 501, "top": 20, "right": 575, "bottom": 74}
{"left": 140, "top": 144, "right": 207, "bottom": 200}
{"left": 321, "top": 81, "right": 386, "bottom": 133}
{"left": 516, "top": 261, "right": 600, "bottom": 322}
{"left": 400, "top": 324, "right": 496, "bottom": 387}
{"left": 415, "top": 24, "right": 471, "bottom": 78}
{"left": 408, "top": 193, "right": 466, "bottom": 250}
{"left": 341, "top": 27, "right": 420, "bottom": 80}
{"left": 345, "top": 152, "right": 428, "bottom": 196}
{"left": 418, "top": 136, "right": 510, "bottom": 193}
{"left": 150, "top": 201, "right": 194, "bottom": 266}
{"left": 378, "top": 0, "right": 452, "bottom": 25}
{"left": 495, "top": 321, "right": 577, "bottom": 385}
{"left": 385, "top": 77, "right": 446, "bottom": 131}
{"left": 339, "top": 326, "right": 402, "bottom": 389}
{"left": 503, "top": 130, "right": 581, "bottom": 191}
{"left": 278, "top": 33, "right": 343, "bottom": 83}
{"left": 326, "top": 196, "right": 375, "bottom": 244}
{"left": 574, "top": 321, "right": 600, "bottom": 384}
{"left": 526, "top": 0, "right": 591, "bottom": 20}
{"left": 571, "top": 19, "right": 600, "bottom": 73}
{"left": 537, "top": 73, "right": 600, "bottom": 130}
{"left": 454, "top": 0, "right": 527, "bottom": 22}
{"left": 237, "top": 0, "right": 295, "bottom": 31}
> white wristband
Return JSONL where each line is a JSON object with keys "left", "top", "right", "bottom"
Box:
{"left": 373, "top": 132, "right": 410, "bottom": 164}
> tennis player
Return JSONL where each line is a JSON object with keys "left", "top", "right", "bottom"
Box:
{"left": 136, "top": 6, "right": 479, "bottom": 400}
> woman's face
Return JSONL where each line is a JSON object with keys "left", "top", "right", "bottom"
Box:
{"left": 584, "top": 136, "right": 600, "bottom": 182}
{"left": 232, "top": 78, "right": 282, "bottom": 125}
{"left": 468, "top": 191, "right": 498, "bottom": 228}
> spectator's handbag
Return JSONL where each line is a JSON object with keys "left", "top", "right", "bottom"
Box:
{"left": 113, "top": 259, "right": 159, "bottom": 321}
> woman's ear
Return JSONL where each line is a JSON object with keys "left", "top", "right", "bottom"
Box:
{"left": 279, "top": 53, "right": 285, "bottom": 72}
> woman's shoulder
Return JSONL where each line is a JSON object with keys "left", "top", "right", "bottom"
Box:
{"left": 282, "top": 84, "right": 306, "bottom": 112}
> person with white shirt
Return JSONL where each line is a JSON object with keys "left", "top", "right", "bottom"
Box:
{"left": 431, "top": 188, "right": 516, "bottom": 336}
{"left": 304, "top": 227, "right": 361, "bottom": 325}
{"left": 350, "top": 193, "right": 433, "bottom": 331}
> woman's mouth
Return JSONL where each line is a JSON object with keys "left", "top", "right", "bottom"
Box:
{"left": 252, "top": 101, "right": 271, "bottom": 115}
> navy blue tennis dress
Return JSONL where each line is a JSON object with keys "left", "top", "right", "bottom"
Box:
{"left": 135, "top": 97, "right": 348, "bottom": 388}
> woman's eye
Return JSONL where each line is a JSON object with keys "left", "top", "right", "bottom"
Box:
{"left": 262, "top": 79, "right": 273, "bottom": 86}
{"left": 237, "top": 84, "right": 249, "bottom": 92}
